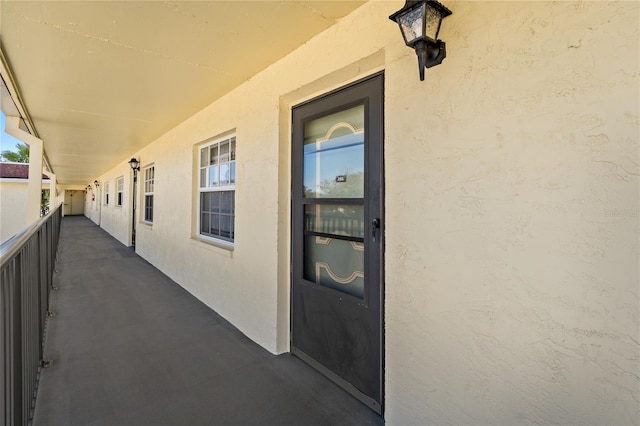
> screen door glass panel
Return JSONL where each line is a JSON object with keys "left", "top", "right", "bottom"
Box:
{"left": 304, "top": 204, "right": 365, "bottom": 298}
{"left": 303, "top": 105, "right": 364, "bottom": 199}
{"left": 303, "top": 104, "right": 365, "bottom": 299}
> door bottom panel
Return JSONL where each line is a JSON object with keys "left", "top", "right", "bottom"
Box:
{"left": 291, "top": 346, "right": 382, "bottom": 414}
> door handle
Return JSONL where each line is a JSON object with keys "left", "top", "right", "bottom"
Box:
{"left": 371, "top": 218, "right": 381, "bottom": 242}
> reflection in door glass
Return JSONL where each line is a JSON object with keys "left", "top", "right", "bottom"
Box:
{"left": 303, "top": 105, "right": 364, "bottom": 199}
{"left": 304, "top": 204, "right": 364, "bottom": 238}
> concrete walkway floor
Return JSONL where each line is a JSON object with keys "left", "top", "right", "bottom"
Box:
{"left": 33, "top": 216, "right": 384, "bottom": 426}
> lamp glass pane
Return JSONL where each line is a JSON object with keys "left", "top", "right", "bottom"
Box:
{"left": 397, "top": 3, "right": 425, "bottom": 45}
{"left": 425, "top": 3, "right": 443, "bottom": 40}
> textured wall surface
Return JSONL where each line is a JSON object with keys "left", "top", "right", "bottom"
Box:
{"left": 87, "top": 167, "right": 133, "bottom": 246}
{"left": 87, "top": 1, "right": 639, "bottom": 424}
{"left": 384, "top": 1, "right": 639, "bottom": 424}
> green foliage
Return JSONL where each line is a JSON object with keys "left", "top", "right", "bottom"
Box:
{"left": 1, "top": 143, "right": 29, "bottom": 163}
{"left": 41, "top": 189, "right": 50, "bottom": 215}
{"left": 319, "top": 171, "right": 364, "bottom": 198}
{"left": 305, "top": 171, "right": 364, "bottom": 198}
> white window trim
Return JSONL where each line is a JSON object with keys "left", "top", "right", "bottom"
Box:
{"left": 197, "top": 134, "right": 236, "bottom": 248}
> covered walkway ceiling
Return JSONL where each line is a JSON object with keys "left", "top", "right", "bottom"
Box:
{"left": 0, "top": 1, "right": 365, "bottom": 184}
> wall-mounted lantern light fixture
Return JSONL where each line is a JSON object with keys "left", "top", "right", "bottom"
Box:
{"left": 86, "top": 184, "right": 92, "bottom": 191}
{"left": 94, "top": 179, "right": 100, "bottom": 187}
{"left": 128, "top": 158, "right": 140, "bottom": 247}
{"left": 128, "top": 158, "right": 140, "bottom": 172}
{"left": 389, "top": 0, "right": 452, "bottom": 81}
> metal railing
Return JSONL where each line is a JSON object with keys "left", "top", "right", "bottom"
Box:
{"left": 1, "top": 205, "right": 62, "bottom": 426}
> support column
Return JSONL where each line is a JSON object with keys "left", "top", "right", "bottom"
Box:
{"left": 5, "top": 115, "right": 44, "bottom": 224}
{"left": 42, "top": 171, "right": 57, "bottom": 212}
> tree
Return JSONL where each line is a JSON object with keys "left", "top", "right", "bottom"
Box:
{"left": 41, "top": 189, "right": 50, "bottom": 216}
{"left": 0, "top": 143, "right": 29, "bottom": 162}
{"left": 321, "top": 172, "right": 363, "bottom": 198}
{"left": 0, "top": 142, "right": 50, "bottom": 215}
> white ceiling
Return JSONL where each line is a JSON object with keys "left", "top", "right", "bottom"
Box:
{"left": 0, "top": 0, "right": 366, "bottom": 184}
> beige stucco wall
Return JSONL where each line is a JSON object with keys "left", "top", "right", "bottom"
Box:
{"left": 90, "top": 1, "right": 639, "bottom": 424}
{"left": 87, "top": 172, "right": 133, "bottom": 245}
{"left": 383, "top": 1, "right": 639, "bottom": 424}
{"left": 0, "top": 180, "right": 29, "bottom": 243}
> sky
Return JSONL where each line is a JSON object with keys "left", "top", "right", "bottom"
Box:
{"left": 0, "top": 110, "right": 25, "bottom": 154}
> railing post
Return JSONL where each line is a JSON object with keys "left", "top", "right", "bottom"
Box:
{"left": 12, "top": 253, "right": 23, "bottom": 426}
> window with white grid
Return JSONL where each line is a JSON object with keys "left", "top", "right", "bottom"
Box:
{"left": 198, "top": 135, "right": 235, "bottom": 243}
{"left": 144, "top": 166, "right": 154, "bottom": 223}
{"left": 104, "top": 181, "right": 110, "bottom": 205}
{"left": 116, "top": 177, "right": 124, "bottom": 207}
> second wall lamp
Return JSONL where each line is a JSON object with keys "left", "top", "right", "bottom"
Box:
{"left": 128, "top": 158, "right": 140, "bottom": 172}
{"left": 128, "top": 157, "right": 140, "bottom": 247}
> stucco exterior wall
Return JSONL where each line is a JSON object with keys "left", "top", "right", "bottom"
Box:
{"left": 383, "top": 1, "right": 639, "bottom": 424}
{"left": 88, "top": 170, "right": 133, "bottom": 245}
{"left": 0, "top": 180, "right": 29, "bottom": 243}
{"left": 91, "top": 1, "right": 638, "bottom": 424}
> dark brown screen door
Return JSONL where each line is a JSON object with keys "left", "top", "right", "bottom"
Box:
{"left": 291, "top": 74, "right": 384, "bottom": 413}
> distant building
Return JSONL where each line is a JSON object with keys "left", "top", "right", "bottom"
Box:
{"left": 0, "top": 162, "right": 49, "bottom": 243}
